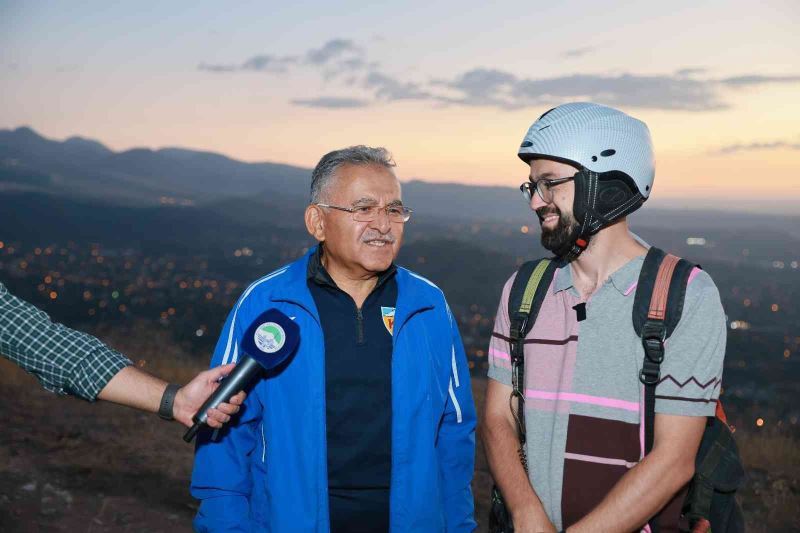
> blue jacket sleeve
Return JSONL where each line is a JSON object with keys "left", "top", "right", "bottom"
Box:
{"left": 436, "top": 304, "right": 478, "bottom": 532}
{"left": 191, "top": 304, "right": 263, "bottom": 532}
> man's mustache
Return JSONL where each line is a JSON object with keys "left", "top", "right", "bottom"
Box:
{"left": 535, "top": 206, "right": 561, "bottom": 222}
{"left": 361, "top": 232, "right": 396, "bottom": 243}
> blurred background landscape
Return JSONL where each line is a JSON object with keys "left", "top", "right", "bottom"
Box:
{"left": 0, "top": 127, "right": 798, "bottom": 531}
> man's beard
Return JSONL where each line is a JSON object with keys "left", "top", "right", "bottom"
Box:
{"left": 537, "top": 206, "right": 580, "bottom": 255}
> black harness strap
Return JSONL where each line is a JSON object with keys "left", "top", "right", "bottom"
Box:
{"left": 506, "top": 258, "right": 559, "bottom": 468}
{"left": 634, "top": 247, "right": 697, "bottom": 532}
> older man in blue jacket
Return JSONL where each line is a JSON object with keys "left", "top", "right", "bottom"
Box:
{"left": 191, "top": 145, "right": 476, "bottom": 532}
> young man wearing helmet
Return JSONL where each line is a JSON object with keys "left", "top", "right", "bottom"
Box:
{"left": 483, "top": 103, "right": 727, "bottom": 532}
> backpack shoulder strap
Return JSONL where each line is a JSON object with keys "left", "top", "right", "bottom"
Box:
{"left": 634, "top": 247, "right": 699, "bottom": 533}
{"left": 507, "top": 258, "right": 560, "bottom": 353}
{"left": 635, "top": 247, "right": 699, "bottom": 392}
{"left": 505, "top": 257, "right": 559, "bottom": 461}
{"left": 633, "top": 247, "right": 698, "bottom": 340}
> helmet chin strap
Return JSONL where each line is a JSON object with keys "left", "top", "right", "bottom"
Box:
{"left": 556, "top": 168, "right": 645, "bottom": 262}
{"left": 555, "top": 236, "right": 590, "bottom": 262}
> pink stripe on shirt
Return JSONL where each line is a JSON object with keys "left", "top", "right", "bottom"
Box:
{"left": 564, "top": 452, "right": 638, "bottom": 468}
{"left": 525, "top": 389, "right": 640, "bottom": 412}
{"left": 489, "top": 347, "right": 511, "bottom": 361}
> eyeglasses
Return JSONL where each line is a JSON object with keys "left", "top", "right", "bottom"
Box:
{"left": 519, "top": 176, "right": 575, "bottom": 204}
{"left": 315, "top": 203, "right": 413, "bottom": 223}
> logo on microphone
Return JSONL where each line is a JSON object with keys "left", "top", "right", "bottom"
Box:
{"left": 254, "top": 322, "right": 286, "bottom": 353}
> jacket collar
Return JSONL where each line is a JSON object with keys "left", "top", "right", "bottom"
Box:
{"left": 306, "top": 244, "right": 397, "bottom": 290}
{"left": 268, "top": 248, "right": 319, "bottom": 322}
{"left": 270, "top": 246, "right": 434, "bottom": 330}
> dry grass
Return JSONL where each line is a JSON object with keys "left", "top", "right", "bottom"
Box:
{"left": 735, "top": 429, "right": 800, "bottom": 532}
{"left": 1, "top": 327, "right": 798, "bottom": 531}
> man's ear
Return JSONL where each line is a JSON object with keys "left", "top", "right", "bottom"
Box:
{"left": 305, "top": 204, "right": 325, "bottom": 242}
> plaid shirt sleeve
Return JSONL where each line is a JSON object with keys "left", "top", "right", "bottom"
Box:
{"left": 0, "top": 282, "right": 132, "bottom": 401}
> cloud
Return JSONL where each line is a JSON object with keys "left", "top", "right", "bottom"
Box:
{"left": 515, "top": 73, "right": 725, "bottom": 111}
{"left": 364, "top": 71, "right": 431, "bottom": 101}
{"left": 563, "top": 46, "right": 597, "bottom": 58}
{"left": 718, "top": 74, "right": 800, "bottom": 87}
{"left": 436, "top": 69, "right": 725, "bottom": 111}
{"left": 675, "top": 67, "right": 708, "bottom": 77}
{"left": 711, "top": 140, "right": 800, "bottom": 155}
{"left": 241, "top": 54, "right": 298, "bottom": 72}
{"left": 198, "top": 62, "right": 238, "bottom": 73}
{"left": 199, "top": 54, "right": 297, "bottom": 73}
{"left": 290, "top": 97, "right": 371, "bottom": 109}
{"left": 305, "top": 39, "right": 360, "bottom": 65}
{"left": 197, "top": 40, "right": 800, "bottom": 113}
{"left": 441, "top": 68, "right": 519, "bottom": 106}
{"left": 431, "top": 68, "right": 800, "bottom": 111}
{"left": 197, "top": 38, "right": 359, "bottom": 74}
{"left": 339, "top": 57, "right": 367, "bottom": 71}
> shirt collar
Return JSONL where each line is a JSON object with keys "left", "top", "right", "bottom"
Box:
{"left": 306, "top": 244, "right": 397, "bottom": 290}
{"left": 553, "top": 255, "right": 645, "bottom": 297}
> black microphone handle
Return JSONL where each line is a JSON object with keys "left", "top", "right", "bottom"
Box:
{"left": 183, "top": 356, "right": 262, "bottom": 442}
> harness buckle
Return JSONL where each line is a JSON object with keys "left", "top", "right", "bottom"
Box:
{"left": 641, "top": 320, "right": 666, "bottom": 364}
{"left": 639, "top": 359, "right": 661, "bottom": 385}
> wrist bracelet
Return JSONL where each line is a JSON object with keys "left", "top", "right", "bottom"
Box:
{"left": 158, "top": 383, "right": 181, "bottom": 420}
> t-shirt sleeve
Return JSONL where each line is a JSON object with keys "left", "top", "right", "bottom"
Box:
{"left": 487, "top": 273, "right": 517, "bottom": 386}
{"left": 654, "top": 270, "right": 727, "bottom": 417}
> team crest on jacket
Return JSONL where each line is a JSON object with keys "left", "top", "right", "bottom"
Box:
{"left": 381, "top": 306, "right": 395, "bottom": 335}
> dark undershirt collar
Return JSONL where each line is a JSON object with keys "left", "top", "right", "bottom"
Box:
{"left": 307, "top": 244, "right": 397, "bottom": 291}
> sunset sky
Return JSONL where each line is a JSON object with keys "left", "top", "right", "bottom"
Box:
{"left": 2, "top": 0, "right": 798, "bottom": 212}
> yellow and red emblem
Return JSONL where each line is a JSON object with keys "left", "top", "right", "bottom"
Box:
{"left": 381, "top": 306, "right": 395, "bottom": 335}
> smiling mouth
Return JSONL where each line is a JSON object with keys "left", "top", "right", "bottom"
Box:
{"left": 364, "top": 239, "right": 391, "bottom": 247}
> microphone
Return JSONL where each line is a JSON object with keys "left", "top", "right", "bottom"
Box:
{"left": 183, "top": 308, "right": 300, "bottom": 442}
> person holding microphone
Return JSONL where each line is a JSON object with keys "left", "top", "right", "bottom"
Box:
{"left": 1, "top": 280, "right": 244, "bottom": 427}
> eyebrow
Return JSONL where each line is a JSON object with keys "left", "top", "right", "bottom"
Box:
{"left": 529, "top": 172, "right": 555, "bottom": 183}
{"left": 352, "top": 197, "right": 404, "bottom": 206}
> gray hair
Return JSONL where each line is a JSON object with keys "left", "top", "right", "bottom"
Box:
{"left": 309, "top": 145, "right": 396, "bottom": 203}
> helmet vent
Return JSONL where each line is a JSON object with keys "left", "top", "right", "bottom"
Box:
{"left": 601, "top": 149, "right": 616, "bottom": 157}
{"left": 591, "top": 155, "right": 598, "bottom": 162}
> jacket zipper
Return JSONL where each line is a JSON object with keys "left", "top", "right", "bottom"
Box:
{"left": 356, "top": 307, "right": 365, "bottom": 345}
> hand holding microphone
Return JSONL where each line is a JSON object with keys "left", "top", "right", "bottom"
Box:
{"left": 183, "top": 308, "right": 300, "bottom": 442}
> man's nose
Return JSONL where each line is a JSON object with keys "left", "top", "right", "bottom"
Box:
{"left": 370, "top": 209, "right": 392, "bottom": 232}
{"left": 531, "top": 190, "right": 548, "bottom": 210}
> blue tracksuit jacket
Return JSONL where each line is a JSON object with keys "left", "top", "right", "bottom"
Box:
{"left": 191, "top": 247, "right": 477, "bottom": 532}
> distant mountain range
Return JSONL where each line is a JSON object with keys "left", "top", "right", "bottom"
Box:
{"left": 1, "top": 126, "right": 798, "bottom": 231}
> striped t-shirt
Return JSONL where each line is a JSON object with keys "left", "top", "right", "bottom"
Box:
{"left": 487, "top": 255, "right": 726, "bottom": 531}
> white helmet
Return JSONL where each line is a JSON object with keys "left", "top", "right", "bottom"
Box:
{"left": 518, "top": 102, "right": 655, "bottom": 258}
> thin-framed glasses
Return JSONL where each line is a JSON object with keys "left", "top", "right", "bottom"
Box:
{"left": 519, "top": 176, "right": 575, "bottom": 204}
{"left": 315, "top": 203, "right": 413, "bottom": 223}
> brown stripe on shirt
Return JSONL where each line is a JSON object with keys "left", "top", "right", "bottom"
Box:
{"left": 564, "top": 414, "right": 640, "bottom": 462}
{"left": 492, "top": 331, "right": 579, "bottom": 345}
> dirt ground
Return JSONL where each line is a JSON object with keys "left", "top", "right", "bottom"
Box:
{"left": 0, "top": 357, "right": 492, "bottom": 533}
{"left": 1, "top": 354, "right": 797, "bottom": 532}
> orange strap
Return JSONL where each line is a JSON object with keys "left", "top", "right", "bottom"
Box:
{"left": 648, "top": 253, "right": 680, "bottom": 321}
{"left": 716, "top": 401, "right": 730, "bottom": 427}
